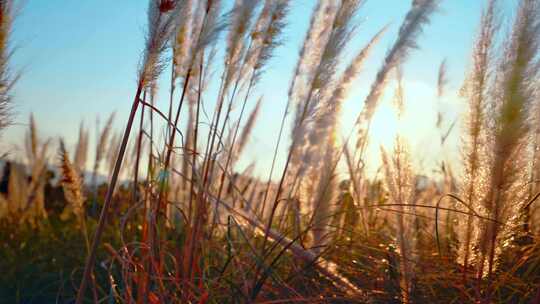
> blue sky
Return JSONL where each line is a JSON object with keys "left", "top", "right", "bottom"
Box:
{"left": 4, "top": 0, "right": 517, "bottom": 178}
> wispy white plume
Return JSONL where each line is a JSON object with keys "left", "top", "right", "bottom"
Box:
{"left": 476, "top": 0, "right": 540, "bottom": 278}
{"left": 287, "top": 0, "right": 338, "bottom": 113}
{"left": 193, "top": 0, "right": 227, "bottom": 58}
{"left": 249, "top": 0, "right": 289, "bottom": 83}
{"left": 74, "top": 121, "right": 89, "bottom": 172}
{"left": 437, "top": 58, "right": 448, "bottom": 98}
{"left": 59, "top": 140, "right": 86, "bottom": 219}
{"left": 140, "top": 0, "right": 185, "bottom": 88}
{"left": 291, "top": 0, "right": 363, "bottom": 177}
{"left": 173, "top": 0, "right": 194, "bottom": 80}
{"left": 356, "top": 0, "right": 439, "bottom": 149}
{"left": 224, "top": 0, "right": 260, "bottom": 88}
{"left": 234, "top": 96, "right": 262, "bottom": 163}
{"left": 459, "top": 0, "right": 497, "bottom": 269}
{"left": 311, "top": 25, "right": 387, "bottom": 150}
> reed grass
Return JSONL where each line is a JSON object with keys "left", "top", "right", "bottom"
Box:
{"left": 3, "top": 0, "right": 540, "bottom": 303}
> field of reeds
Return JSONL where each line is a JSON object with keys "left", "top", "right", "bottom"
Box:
{"left": 2, "top": 0, "right": 540, "bottom": 303}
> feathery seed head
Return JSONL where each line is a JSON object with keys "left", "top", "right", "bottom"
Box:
{"left": 356, "top": 0, "right": 439, "bottom": 150}
{"left": 59, "top": 139, "right": 86, "bottom": 218}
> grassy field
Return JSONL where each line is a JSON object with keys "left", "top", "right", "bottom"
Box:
{"left": 2, "top": 0, "right": 540, "bottom": 303}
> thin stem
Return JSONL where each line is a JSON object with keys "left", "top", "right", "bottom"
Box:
{"left": 189, "top": 54, "right": 205, "bottom": 224}
{"left": 261, "top": 103, "right": 289, "bottom": 219}
{"left": 211, "top": 76, "right": 255, "bottom": 236}
{"left": 76, "top": 82, "right": 144, "bottom": 304}
{"left": 132, "top": 90, "right": 147, "bottom": 203}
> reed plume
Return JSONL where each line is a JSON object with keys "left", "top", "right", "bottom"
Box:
{"left": 308, "top": 30, "right": 390, "bottom": 237}
{"left": 306, "top": 24, "right": 387, "bottom": 162}
{"left": 529, "top": 71, "right": 540, "bottom": 235}
{"left": 92, "top": 112, "right": 115, "bottom": 188}
{"left": 262, "top": 1, "right": 363, "bottom": 251}
{"left": 240, "top": 0, "right": 274, "bottom": 80}
{"left": 74, "top": 121, "right": 89, "bottom": 172}
{"left": 287, "top": 0, "right": 365, "bottom": 256}
{"left": 287, "top": 0, "right": 336, "bottom": 110}
{"left": 161, "top": 0, "right": 225, "bottom": 180}
{"left": 140, "top": 0, "right": 184, "bottom": 89}
{"left": 248, "top": 0, "right": 289, "bottom": 84}
{"left": 437, "top": 58, "right": 448, "bottom": 99}
{"left": 331, "top": 25, "right": 388, "bottom": 110}
{"left": 233, "top": 96, "right": 262, "bottom": 165}
{"left": 459, "top": 0, "right": 497, "bottom": 274}
{"left": 24, "top": 114, "right": 38, "bottom": 165}
{"left": 192, "top": 0, "right": 226, "bottom": 59}
{"left": 59, "top": 140, "right": 86, "bottom": 220}
{"left": 0, "top": 0, "right": 16, "bottom": 133}
{"left": 223, "top": 0, "right": 259, "bottom": 89}
{"left": 356, "top": 0, "right": 439, "bottom": 151}
{"left": 211, "top": 0, "right": 289, "bottom": 236}
{"left": 381, "top": 137, "right": 415, "bottom": 304}
{"left": 172, "top": 0, "right": 193, "bottom": 81}
{"left": 310, "top": 138, "right": 338, "bottom": 255}
{"left": 260, "top": 0, "right": 331, "bottom": 215}
{"left": 477, "top": 0, "right": 540, "bottom": 285}
{"left": 18, "top": 115, "right": 49, "bottom": 225}
{"left": 291, "top": 0, "right": 362, "bottom": 177}
{"left": 7, "top": 162, "right": 27, "bottom": 214}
